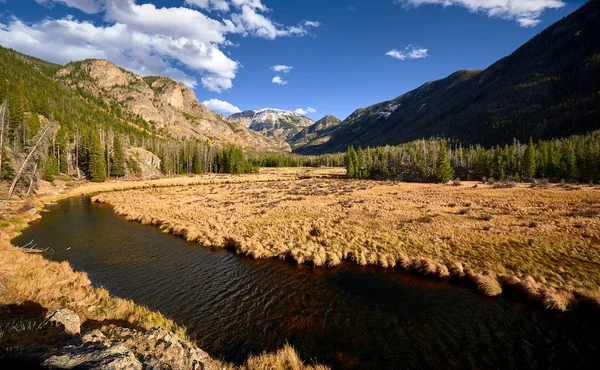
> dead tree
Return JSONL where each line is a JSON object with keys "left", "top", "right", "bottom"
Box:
{"left": 8, "top": 122, "right": 54, "bottom": 198}
{"left": 26, "top": 162, "right": 38, "bottom": 197}
{"left": 0, "top": 100, "right": 7, "bottom": 176}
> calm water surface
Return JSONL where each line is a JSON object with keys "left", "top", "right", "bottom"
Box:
{"left": 14, "top": 197, "right": 600, "bottom": 369}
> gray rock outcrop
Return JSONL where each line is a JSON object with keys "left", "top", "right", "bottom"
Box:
{"left": 46, "top": 309, "right": 81, "bottom": 335}
{"left": 43, "top": 325, "right": 211, "bottom": 370}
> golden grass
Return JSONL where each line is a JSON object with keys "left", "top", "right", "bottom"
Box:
{"left": 1, "top": 169, "right": 337, "bottom": 369}
{"left": 241, "top": 345, "right": 329, "bottom": 370}
{"left": 91, "top": 176, "right": 600, "bottom": 311}
{"left": 0, "top": 199, "right": 186, "bottom": 337}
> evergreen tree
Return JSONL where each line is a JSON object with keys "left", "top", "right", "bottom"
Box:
{"left": 26, "top": 112, "right": 40, "bottom": 142}
{"left": 0, "top": 147, "right": 14, "bottom": 180}
{"left": 435, "top": 141, "right": 454, "bottom": 183}
{"left": 42, "top": 156, "right": 59, "bottom": 181}
{"left": 110, "top": 134, "right": 126, "bottom": 177}
{"left": 522, "top": 138, "right": 536, "bottom": 179}
{"left": 192, "top": 150, "right": 202, "bottom": 174}
{"left": 89, "top": 132, "right": 106, "bottom": 182}
{"left": 345, "top": 146, "right": 357, "bottom": 179}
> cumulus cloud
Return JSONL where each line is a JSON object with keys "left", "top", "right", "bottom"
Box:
{"left": 386, "top": 46, "right": 429, "bottom": 61}
{"left": 185, "top": 0, "right": 230, "bottom": 12}
{"left": 34, "top": 0, "right": 103, "bottom": 14}
{"left": 272, "top": 76, "right": 288, "bottom": 85}
{"left": 271, "top": 65, "right": 293, "bottom": 73}
{"left": 202, "top": 98, "right": 241, "bottom": 114}
{"left": 6, "top": 0, "right": 319, "bottom": 92}
{"left": 395, "top": 0, "right": 565, "bottom": 27}
{"left": 295, "top": 107, "right": 316, "bottom": 115}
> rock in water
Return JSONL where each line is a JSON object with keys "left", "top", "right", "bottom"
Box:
{"left": 46, "top": 309, "right": 81, "bottom": 335}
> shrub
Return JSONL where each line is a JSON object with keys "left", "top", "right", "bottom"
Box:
{"left": 473, "top": 274, "right": 502, "bottom": 296}
{"left": 481, "top": 213, "right": 493, "bottom": 221}
{"left": 459, "top": 208, "right": 470, "bottom": 215}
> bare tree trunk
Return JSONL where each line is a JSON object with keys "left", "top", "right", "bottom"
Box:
{"left": 26, "top": 162, "right": 37, "bottom": 197}
{"left": 8, "top": 123, "right": 53, "bottom": 198}
{"left": 75, "top": 128, "right": 80, "bottom": 180}
{"left": 0, "top": 101, "right": 7, "bottom": 176}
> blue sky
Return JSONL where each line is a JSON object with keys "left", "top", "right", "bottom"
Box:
{"left": 0, "top": 0, "right": 585, "bottom": 120}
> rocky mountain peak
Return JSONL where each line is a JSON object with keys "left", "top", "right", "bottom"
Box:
{"left": 55, "top": 60, "right": 290, "bottom": 152}
{"left": 229, "top": 108, "right": 314, "bottom": 141}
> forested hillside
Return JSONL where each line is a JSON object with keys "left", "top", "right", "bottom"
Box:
{"left": 297, "top": 1, "right": 600, "bottom": 154}
{"left": 0, "top": 46, "right": 260, "bottom": 195}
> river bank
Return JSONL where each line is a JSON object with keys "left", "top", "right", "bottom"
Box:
{"left": 1, "top": 169, "right": 337, "bottom": 369}
{"left": 91, "top": 174, "right": 600, "bottom": 312}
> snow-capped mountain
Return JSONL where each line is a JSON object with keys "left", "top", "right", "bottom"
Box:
{"left": 229, "top": 108, "right": 314, "bottom": 141}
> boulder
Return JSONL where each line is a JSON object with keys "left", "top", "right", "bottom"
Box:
{"left": 42, "top": 326, "right": 212, "bottom": 370}
{"left": 103, "top": 327, "right": 210, "bottom": 370}
{"left": 46, "top": 309, "right": 81, "bottom": 335}
{"left": 42, "top": 343, "right": 142, "bottom": 370}
{"left": 81, "top": 330, "right": 112, "bottom": 349}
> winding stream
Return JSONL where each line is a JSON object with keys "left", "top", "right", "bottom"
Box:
{"left": 14, "top": 197, "right": 600, "bottom": 369}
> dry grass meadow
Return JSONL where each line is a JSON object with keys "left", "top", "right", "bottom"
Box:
{"left": 92, "top": 169, "right": 600, "bottom": 312}
{"left": 1, "top": 169, "right": 340, "bottom": 369}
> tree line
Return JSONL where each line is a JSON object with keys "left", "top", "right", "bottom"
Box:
{"left": 0, "top": 47, "right": 259, "bottom": 196}
{"left": 249, "top": 152, "right": 345, "bottom": 168}
{"left": 345, "top": 131, "right": 600, "bottom": 183}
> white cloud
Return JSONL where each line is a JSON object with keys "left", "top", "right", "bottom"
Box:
{"left": 272, "top": 76, "right": 288, "bottom": 85}
{"left": 386, "top": 46, "right": 429, "bottom": 60}
{"left": 295, "top": 107, "right": 316, "bottom": 115}
{"left": 34, "top": 0, "right": 103, "bottom": 14}
{"left": 202, "top": 98, "right": 241, "bottom": 114}
{"left": 303, "top": 21, "right": 321, "bottom": 27}
{"left": 395, "top": 0, "right": 565, "bottom": 27}
{"left": 11, "top": 0, "right": 319, "bottom": 93}
{"left": 271, "top": 65, "right": 293, "bottom": 73}
{"left": 185, "top": 0, "right": 230, "bottom": 12}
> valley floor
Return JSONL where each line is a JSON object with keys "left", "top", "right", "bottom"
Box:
{"left": 2, "top": 167, "right": 600, "bottom": 368}
{"left": 93, "top": 168, "right": 600, "bottom": 311}
{"left": 0, "top": 169, "right": 337, "bottom": 369}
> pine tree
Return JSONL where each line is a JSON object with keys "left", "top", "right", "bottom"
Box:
{"left": 560, "top": 142, "right": 577, "bottom": 180}
{"left": 0, "top": 147, "right": 14, "bottom": 180}
{"left": 192, "top": 150, "right": 202, "bottom": 174}
{"left": 26, "top": 113, "right": 40, "bottom": 142}
{"left": 345, "top": 146, "right": 357, "bottom": 179}
{"left": 435, "top": 141, "right": 454, "bottom": 183}
{"left": 42, "top": 156, "right": 59, "bottom": 181}
{"left": 89, "top": 132, "right": 106, "bottom": 182}
{"left": 522, "top": 138, "right": 536, "bottom": 179}
{"left": 110, "top": 134, "right": 126, "bottom": 177}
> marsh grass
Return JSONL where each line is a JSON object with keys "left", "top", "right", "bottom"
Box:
{"left": 93, "top": 176, "right": 600, "bottom": 312}
{"left": 1, "top": 171, "right": 338, "bottom": 369}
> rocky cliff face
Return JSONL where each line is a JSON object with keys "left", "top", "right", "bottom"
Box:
{"left": 229, "top": 108, "right": 314, "bottom": 141}
{"left": 55, "top": 60, "right": 290, "bottom": 152}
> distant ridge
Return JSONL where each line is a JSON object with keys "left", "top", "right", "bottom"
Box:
{"left": 294, "top": 1, "right": 600, "bottom": 154}
{"left": 229, "top": 108, "right": 314, "bottom": 141}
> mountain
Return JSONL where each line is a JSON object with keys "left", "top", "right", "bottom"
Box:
{"left": 229, "top": 108, "right": 314, "bottom": 141}
{"left": 55, "top": 60, "right": 289, "bottom": 152}
{"left": 289, "top": 115, "right": 342, "bottom": 150}
{"left": 294, "top": 1, "right": 600, "bottom": 154}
